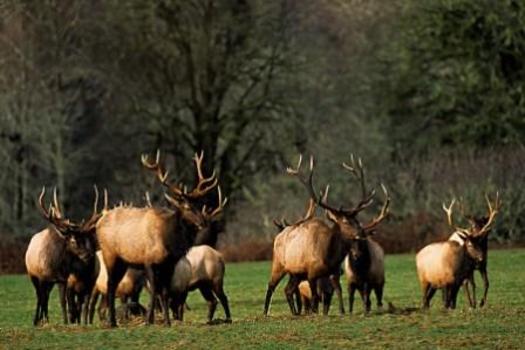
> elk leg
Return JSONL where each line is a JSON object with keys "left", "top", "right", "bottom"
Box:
{"left": 43, "top": 283, "right": 54, "bottom": 323}
{"left": 213, "top": 281, "right": 231, "bottom": 322}
{"left": 67, "top": 288, "right": 77, "bottom": 323}
{"left": 107, "top": 259, "right": 127, "bottom": 327}
{"left": 348, "top": 283, "right": 357, "bottom": 313}
{"left": 479, "top": 267, "right": 489, "bottom": 307}
{"left": 31, "top": 277, "right": 43, "bottom": 326}
{"left": 308, "top": 278, "right": 320, "bottom": 314}
{"left": 449, "top": 284, "right": 461, "bottom": 309}
{"left": 374, "top": 284, "right": 384, "bottom": 310}
{"left": 463, "top": 276, "right": 475, "bottom": 308}
{"left": 423, "top": 285, "right": 436, "bottom": 309}
{"left": 200, "top": 286, "right": 218, "bottom": 324}
{"left": 88, "top": 290, "right": 99, "bottom": 324}
{"left": 98, "top": 295, "right": 107, "bottom": 321}
{"left": 284, "top": 276, "right": 301, "bottom": 315}
{"left": 58, "top": 282, "right": 68, "bottom": 324}
{"left": 144, "top": 265, "right": 157, "bottom": 325}
{"left": 263, "top": 269, "right": 285, "bottom": 316}
{"left": 323, "top": 290, "right": 333, "bottom": 316}
{"left": 81, "top": 293, "right": 90, "bottom": 325}
{"left": 329, "top": 275, "right": 344, "bottom": 315}
{"left": 294, "top": 287, "right": 303, "bottom": 315}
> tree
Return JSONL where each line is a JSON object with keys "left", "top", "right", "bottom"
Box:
{"left": 383, "top": 0, "right": 525, "bottom": 152}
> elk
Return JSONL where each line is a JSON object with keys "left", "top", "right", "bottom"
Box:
{"left": 416, "top": 194, "right": 500, "bottom": 309}
{"left": 446, "top": 197, "right": 497, "bottom": 307}
{"left": 96, "top": 151, "right": 225, "bottom": 327}
{"left": 88, "top": 251, "right": 147, "bottom": 323}
{"left": 263, "top": 155, "right": 389, "bottom": 316}
{"left": 169, "top": 245, "right": 231, "bottom": 323}
{"left": 25, "top": 187, "right": 100, "bottom": 326}
{"left": 340, "top": 156, "right": 388, "bottom": 314}
{"left": 273, "top": 201, "right": 336, "bottom": 315}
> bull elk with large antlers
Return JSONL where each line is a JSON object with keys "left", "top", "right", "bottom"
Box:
{"left": 96, "top": 151, "right": 226, "bottom": 327}
{"left": 416, "top": 194, "right": 501, "bottom": 309}
{"left": 263, "top": 155, "right": 389, "bottom": 316}
{"left": 25, "top": 187, "right": 101, "bottom": 326}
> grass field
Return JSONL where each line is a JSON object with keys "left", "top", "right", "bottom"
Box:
{"left": 1, "top": 250, "right": 524, "bottom": 349}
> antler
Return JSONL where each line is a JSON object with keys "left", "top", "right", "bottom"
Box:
{"left": 81, "top": 186, "right": 105, "bottom": 231}
{"left": 141, "top": 150, "right": 185, "bottom": 196}
{"left": 363, "top": 184, "right": 390, "bottom": 232}
{"left": 341, "top": 154, "right": 376, "bottom": 214}
{"left": 202, "top": 186, "right": 228, "bottom": 220}
{"left": 475, "top": 192, "right": 502, "bottom": 237}
{"left": 442, "top": 198, "right": 473, "bottom": 235}
{"left": 37, "top": 187, "right": 72, "bottom": 230}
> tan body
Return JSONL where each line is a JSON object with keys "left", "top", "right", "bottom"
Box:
{"left": 170, "top": 245, "right": 231, "bottom": 323}
{"left": 96, "top": 206, "right": 190, "bottom": 327}
{"left": 263, "top": 218, "right": 347, "bottom": 316}
{"left": 416, "top": 240, "right": 481, "bottom": 308}
{"left": 88, "top": 251, "right": 146, "bottom": 323}
{"left": 25, "top": 227, "right": 90, "bottom": 325}
{"left": 344, "top": 238, "right": 385, "bottom": 313}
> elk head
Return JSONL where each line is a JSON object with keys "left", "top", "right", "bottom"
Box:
{"left": 442, "top": 193, "right": 501, "bottom": 262}
{"left": 37, "top": 186, "right": 102, "bottom": 262}
{"left": 287, "top": 154, "right": 390, "bottom": 244}
{"left": 141, "top": 150, "right": 227, "bottom": 230}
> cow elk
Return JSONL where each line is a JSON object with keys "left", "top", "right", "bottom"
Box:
{"left": 263, "top": 155, "right": 389, "bottom": 316}
{"left": 416, "top": 194, "right": 501, "bottom": 309}
{"left": 96, "top": 150, "right": 225, "bottom": 327}
{"left": 169, "top": 245, "right": 231, "bottom": 323}
{"left": 25, "top": 187, "right": 100, "bottom": 326}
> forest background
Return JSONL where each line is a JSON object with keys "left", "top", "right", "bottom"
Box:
{"left": 1, "top": 0, "right": 524, "bottom": 272}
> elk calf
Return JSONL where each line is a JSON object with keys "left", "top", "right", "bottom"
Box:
{"left": 25, "top": 187, "right": 100, "bottom": 326}
{"left": 169, "top": 245, "right": 231, "bottom": 323}
{"left": 416, "top": 195, "right": 500, "bottom": 309}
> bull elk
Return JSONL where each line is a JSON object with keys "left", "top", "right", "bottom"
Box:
{"left": 416, "top": 194, "right": 501, "bottom": 309}
{"left": 25, "top": 187, "right": 100, "bottom": 326}
{"left": 96, "top": 151, "right": 225, "bottom": 327}
{"left": 263, "top": 155, "right": 389, "bottom": 316}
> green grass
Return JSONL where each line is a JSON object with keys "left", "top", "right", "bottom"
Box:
{"left": 1, "top": 250, "right": 525, "bottom": 349}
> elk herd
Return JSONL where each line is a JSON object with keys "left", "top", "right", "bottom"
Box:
{"left": 24, "top": 151, "right": 502, "bottom": 327}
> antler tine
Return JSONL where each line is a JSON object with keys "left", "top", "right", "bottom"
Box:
{"left": 341, "top": 154, "right": 376, "bottom": 216}
{"left": 203, "top": 186, "right": 229, "bottom": 219}
{"left": 52, "top": 187, "right": 63, "bottom": 218}
{"left": 37, "top": 187, "right": 52, "bottom": 220}
{"left": 363, "top": 184, "right": 390, "bottom": 232}
{"left": 186, "top": 151, "right": 218, "bottom": 198}
{"left": 103, "top": 189, "right": 108, "bottom": 211}
{"left": 476, "top": 192, "right": 501, "bottom": 237}
{"left": 442, "top": 198, "right": 456, "bottom": 226}
{"left": 145, "top": 191, "right": 152, "bottom": 207}
{"left": 141, "top": 150, "right": 185, "bottom": 196}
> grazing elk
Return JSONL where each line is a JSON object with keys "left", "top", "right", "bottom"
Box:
{"left": 169, "top": 244, "right": 231, "bottom": 324}
{"left": 263, "top": 155, "right": 389, "bottom": 316}
{"left": 416, "top": 194, "right": 500, "bottom": 309}
{"left": 88, "top": 251, "right": 147, "bottom": 323}
{"left": 25, "top": 187, "right": 100, "bottom": 326}
{"left": 96, "top": 151, "right": 224, "bottom": 327}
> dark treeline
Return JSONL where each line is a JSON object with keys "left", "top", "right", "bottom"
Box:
{"left": 1, "top": 0, "right": 524, "bottom": 252}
